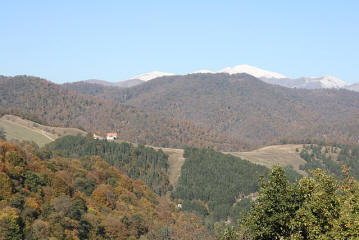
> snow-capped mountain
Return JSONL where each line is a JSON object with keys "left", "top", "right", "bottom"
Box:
{"left": 128, "top": 71, "right": 175, "bottom": 81}
{"left": 298, "top": 76, "right": 349, "bottom": 89}
{"left": 218, "top": 64, "right": 286, "bottom": 79}
{"left": 79, "top": 64, "right": 358, "bottom": 91}
{"left": 83, "top": 79, "right": 145, "bottom": 88}
{"left": 85, "top": 79, "right": 117, "bottom": 86}
{"left": 214, "top": 65, "right": 350, "bottom": 89}
{"left": 261, "top": 75, "right": 350, "bottom": 89}
{"left": 346, "top": 82, "right": 359, "bottom": 92}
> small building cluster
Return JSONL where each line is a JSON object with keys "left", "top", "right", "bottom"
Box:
{"left": 93, "top": 132, "right": 118, "bottom": 141}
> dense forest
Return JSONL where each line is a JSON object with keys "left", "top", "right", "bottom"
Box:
{"left": 299, "top": 143, "right": 359, "bottom": 179}
{"left": 0, "top": 75, "right": 241, "bottom": 151}
{"left": 219, "top": 166, "right": 359, "bottom": 240}
{"left": 171, "top": 147, "right": 269, "bottom": 227}
{"left": 0, "top": 140, "right": 212, "bottom": 239}
{"left": 65, "top": 73, "right": 359, "bottom": 147}
{"left": 45, "top": 135, "right": 171, "bottom": 195}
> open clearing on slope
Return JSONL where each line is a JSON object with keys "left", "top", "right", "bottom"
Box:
{"left": 161, "top": 148, "right": 185, "bottom": 187}
{"left": 225, "top": 144, "right": 306, "bottom": 175}
{"left": 0, "top": 115, "right": 87, "bottom": 146}
{"left": 0, "top": 118, "right": 53, "bottom": 146}
{"left": 159, "top": 144, "right": 307, "bottom": 187}
{"left": 150, "top": 146, "right": 185, "bottom": 187}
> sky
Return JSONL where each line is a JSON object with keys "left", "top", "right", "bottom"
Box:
{"left": 1, "top": 1, "right": 359, "bottom": 83}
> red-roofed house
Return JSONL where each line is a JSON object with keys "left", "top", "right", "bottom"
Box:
{"left": 106, "top": 133, "right": 117, "bottom": 140}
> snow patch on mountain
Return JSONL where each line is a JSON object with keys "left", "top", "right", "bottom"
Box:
{"left": 307, "top": 76, "right": 349, "bottom": 88}
{"left": 218, "top": 64, "right": 286, "bottom": 79}
{"left": 345, "top": 82, "right": 359, "bottom": 92}
{"left": 128, "top": 71, "right": 175, "bottom": 81}
{"left": 261, "top": 75, "right": 350, "bottom": 89}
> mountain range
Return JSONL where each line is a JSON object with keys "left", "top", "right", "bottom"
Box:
{"left": 78, "top": 64, "right": 358, "bottom": 91}
{"left": 0, "top": 75, "right": 241, "bottom": 151}
{"left": 64, "top": 73, "right": 359, "bottom": 147}
{"left": 3, "top": 67, "right": 359, "bottom": 151}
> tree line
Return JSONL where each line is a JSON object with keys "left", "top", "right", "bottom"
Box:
{"left": 0, "top": 139, "right": 212, "bottom": 239}
{"left": 45, "top": 135, "right": 172, "bottom": 195}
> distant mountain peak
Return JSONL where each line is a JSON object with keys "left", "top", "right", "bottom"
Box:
{"left": 128, "top": 71, "right": 175, "bottom": 81}
{"left": 301, "top": 75, "right": 349, "bottom": 88}
{"left": 218, "top": 64, "right": 287, "bottom": 79}
{"left": 75, "top": 65, "right": 356, "bottom": 91}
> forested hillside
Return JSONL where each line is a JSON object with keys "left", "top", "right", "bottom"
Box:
{"left": 46, "top": 135, "right": 171, "bottom": 195}
{"left": 0, "top": 75, "right": 241, "bottom": 151}
{"left": 0, "top": 140, "right": 212, "bottom": 239}
{"left": 299, "top": 143, "right": 359, "bottom": 179}
{"left": 171, "top": 147, "right": 269, "bottom": 229}
{"left": 65, "top": 73, "right": 359, "bottom": 147}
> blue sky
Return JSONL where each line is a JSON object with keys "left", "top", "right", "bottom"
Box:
{"left": 1, "top": 1, "right": 358, "bottom": 83}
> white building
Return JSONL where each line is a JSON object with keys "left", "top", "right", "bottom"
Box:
{"left": 106, "top": 133, "right": 117, "bottom": 140}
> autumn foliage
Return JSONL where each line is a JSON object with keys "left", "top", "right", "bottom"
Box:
{"left": 0, "top": 140, "right": 211, "bottom": 239}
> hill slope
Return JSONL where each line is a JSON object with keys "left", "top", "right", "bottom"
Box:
{"left": 227, "top": 144, "right": 306, "bottom": 175}
{"left": 0, "top": 140, "right": 211, "bottom": 239}
{"left": 0, "top": 75, "right": 241, "bottom": 151}
{"left": 0, "top": 117, "right": 53, "bottom": 146}
{"left": 0, "top": 114, "right": 86, "bottom": 146}
{"left": 46, "top": 135, "right": 171, "bottom": 195}
{"left": 71, "top": 73, "right": 359, "bottom": 147}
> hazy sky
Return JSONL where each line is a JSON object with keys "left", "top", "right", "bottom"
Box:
{"left": 1, "top": 1, "right": 358, "bottom": 83}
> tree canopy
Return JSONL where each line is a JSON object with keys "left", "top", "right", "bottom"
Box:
{"left": 46, "top": 135, "right": 171, "bottom": 195}
{"left": 171, "top": 147, "right": 269, "bottom": 228}
{"left": 221, "top": 166, "right": 359, "bottom": 240}
{"left": 0, "top": 140, "right": 212, "bottom": 240}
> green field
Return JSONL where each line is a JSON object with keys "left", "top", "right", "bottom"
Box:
{"left": 0, "top": 118, "right": 52, "bottom": 146}
{"left": 0, "top": 114, "right": 87, "bottom": 147}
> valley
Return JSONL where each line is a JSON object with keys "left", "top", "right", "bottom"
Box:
{"left": 3, "top": 1, "right": 359, "bottom": 238}
{"left": 1, "top": 63, "right": 359, "bottom": 240}
{"left": 0, "top": 114, "right": 306, "bottom": 185}
{"left": 2, "top": 97, "right": 359, "bottom": 238}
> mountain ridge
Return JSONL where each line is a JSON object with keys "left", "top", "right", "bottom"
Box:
{"left": 64, "top": 73, "right": 359, "bottom": 147}
{"left": 71, "top": 64, "right": 358, "bottom": 91}
{"left": 0, "top": 75, "right": 242, "bottom": 151}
